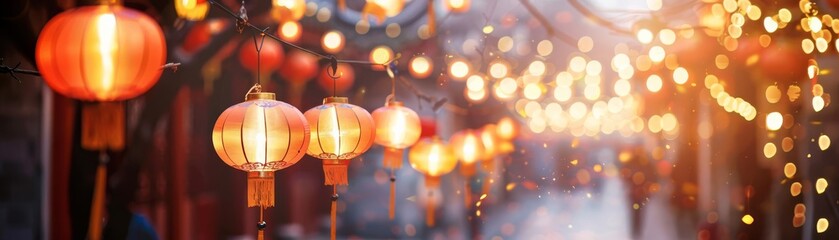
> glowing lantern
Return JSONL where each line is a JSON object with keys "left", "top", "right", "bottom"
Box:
{"left": 304, "top": 97, "right": 375, "bottom": 240}
{"left": 479, "top": 124, "right": 498, "bottom": 161}
{"left": 420, "top": 117, "right": 438, "bottom": 138}
{"left": 271, "top": 0, "right": 306, "bottom": 23}
{"left": 36, "top": 4, "right": 165, "bottom": 102}
{"left": 317, "top": 63, "right": 355, "bottom": 94}
{"left": 35, "top": 4, "right": 166, "bottom": 239}
{"left": 409, "top": 137, "right": 457, "bottom": 226}
{"left": 363, "top": 0, "right": 405, "bottom": 24}
{"left": 449, "top": 129, "right": 485, "bottom": 205}
{"left": 279, "top": 50, "right": 320, "bottom": 106}
{"left": 239, "top": 39, "right": 285, "bottom": 82}
{"left": 496, "top": 117, "right": 519, "bottom": 141}
{"left": 212, "top": 90, "right": 309, "bottom": 239}
{"left": 174, "top": 0, "right": 209, "bottom": 20}
{"left": 445, "top": 0, "right": 471, "bottom": 13}
{"left": 372, "top": 100, "right": 421, "bottom": 219}
{"left": 182, "top": 20, "right": 227, "bottom": 54}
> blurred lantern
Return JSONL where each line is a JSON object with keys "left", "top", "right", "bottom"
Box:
{"left": 239, "top": 39, "right": 285, "bottom": 82}
{"left": 278, "top": 21, "right": 302, "bottom": 42}
{"left": 305, "top": 97, "right": 375, "bottom": 240}
{"left": 445, "top": 0, "right": 470, "bottom": 13}
{"left": 279, "top": 50, "right": 320, "bottom": 106}
{"left": 372, "top": 100, "right": 421, "bottom": 219}
{"left": 449, "top": 129, "right": 485, "bottom": 205}
{"left": 495, "top": 117, "right": 519, "bottom": 141}
{"left": 174, "top": 0, "right": 209, "bottom": 20}
{"left": 35, "top": 2, "right": 166, "bottom": 240}
{"left": 409, "top": 137, "right": 458, "bottom": 226}
{"left": 182, "top": 20, "right": 227, "bottom": 54}
{"left": 271, "top": 0, "right": 306, "bottom": 23}
{"left": 479, "top": 124, "right": 498, "bottom": 161}
{"left": 212, "top": 89, "right": 309, "bottom": 240}
{"left": 317, "top": 63, "right": 355, "bottom": 94}
{"left": 321, "top": 30, "right": 345, "bottom": 54}
{"left": 420, "top": 117, "right": 438, "bottom": 138}
{"left": 363, "top": 0, "right": 405, "bottom": 24}
{"left": 409, "top": 55, "right": 433, "bottom": 79}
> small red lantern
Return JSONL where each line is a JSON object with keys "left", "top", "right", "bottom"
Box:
{"left": 279, "top": 50, "right": 320, "bottom": 106}
{"left": 239, "top": 39, "right": 285, "bottom": 81}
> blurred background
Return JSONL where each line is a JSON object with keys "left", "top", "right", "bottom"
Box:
{"left": 1, "top": 0, "right": 839, "bottom": 239}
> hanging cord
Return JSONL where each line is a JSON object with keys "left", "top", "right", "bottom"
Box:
{"left": 251, "top": 32, "right": 268, "bottom": 86}
{"left": 388, "top": 168, "right": 396, "bottom": 220}
{"left": 325, "top": 56, "right": 341, "bottom": 97}
{"left": 330, "top": 185, "right": 339, "bottom": 240}
{"left": 256, "top": 207, "right": 267, "bottom": 240}
{"left": 87, "top": 151, "right": 109, "bottom": 240}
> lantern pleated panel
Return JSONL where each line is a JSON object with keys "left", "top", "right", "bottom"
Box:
{"left": 409, "top": 137, "right": 457, "bottom": 226}
{"left": 174, "top": 0, "right": 209, "bottom": 20}
{"left": 36, "top": 5, "right": 166, "bottom": 102}
{"left": 305, "top": 97, "right": 375, "bottom": 240}
{"left": 213, "top": 92, "right": 310, "bottom": 207}
{"left": 372, "top": 100, "right": 421, "bottom": 219}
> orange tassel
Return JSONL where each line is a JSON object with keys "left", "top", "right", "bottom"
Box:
{"left": 323, "top": 160, "right": 349, "bottom": 185}
{"left": 87, "top": 156, "right": 107, "bottom": 240}
{"left": 257, "top": 229, "right": 264, "bottom": 240}
{"left": 389, "top": 175, "right": 396, "bottom": 220}
{"left": 426, "top": 190, "right": 435, "bottom": 227}
{"left": 464, "top": 181, "right": 471, "bottom": 207}
{"left": 383, "top": 148, "right": 403, "bottom": 169}
{"left": 248, "top": 171, "right": 275, "bottom": 208}
{"left": 330, "top": 185, "right": 338, "bottom": 240}
{"left": 81, "top": 102, "right": 125, "bottom": 151}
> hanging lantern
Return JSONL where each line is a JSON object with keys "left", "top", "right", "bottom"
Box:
{"left": 495, "top": 117, "right": 519, "bottom": 141}
{"left": 371, "top": 100, "right": 421, "bottom": 219}
{"left": 479, "top": 124, "right": 498, "bottom": 161}
{"left": 212, "top": 89, "right": 310, "bottom": 239}
{"left": 279, "top": 50, "right": 320, "bottom": 106}
{"left": 271, "top": 0, "right": 306, "bottom": 23}
{"left": 174, "top": 0, "right": 209, "bottom": 20}
{"left": 239, "top": 39, "right": 285, "bottom": 82}
{"left": 409, "top": 137, "right": 457, "bottom": 227}
{"left": 317, "top": 63, "right": 355, "bottom": 94}
{"left": 35, "top": 3, "right": 166, "bottom": 239}
{"left": 182, "top": 19, "right": 227, "bottom": 54}
{"left": 449, "top": 129, "right": 485, "bottom": 206}
{"left": 305, "top": 97, "right": 375, "bottom": 240}
{"left": 362, "top": 0, "right": 405, "bottom": 24}
{"left": 36, "top": 4, "right": 166, "bottom": 102}
{"left": 445, "top": 0, "right": 471, "bottom": 13}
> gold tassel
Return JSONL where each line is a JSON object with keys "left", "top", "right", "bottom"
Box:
{"left": 427, "top": 0, "right": 436, "bottom": 36}
{"left": 383, "top": 148, "right": 403, "bottom": 169}
{"left": 81, "top": 102, "right": 125, "bottom": 151}
{"left": 388, "top": 171, "right": 396, "bottom": 220}
{"left": 248, "top": 171, "right": 275, "bottom": 208}
{"left": 330, "top": 185, "right": 338, "bottom": 240}
{"left": 257, "top": 230, "right": 264, "bottom": 240}
{"left": 464, "top": 181, "right": 471, "bottom": 207}
{"left": 323, "top": 160, "right": 349, "bottom": 185}
{"left": 87, "top": 154, "right": 108, "bottom": 240}
{"left": 426, "top": 190, "right": 435, "bottom": 227}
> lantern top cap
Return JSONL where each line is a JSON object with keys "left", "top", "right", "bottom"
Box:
{"left": 386, "top": 100, "right": 403, "bottom": 107}
{"left": 323, "top": 97, "right": 348, "bottom": 104}
{"left": 246, "top": 92, "right": 276, "bottom": 101}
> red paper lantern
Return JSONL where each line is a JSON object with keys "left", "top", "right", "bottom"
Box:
{"left": 36, "top": 4, "right": 166, "bottom": 101}
{"left": 239, "top": 39, "right": 285, "bottom": 74}
{"left": 318, "top": 63, "right": 355, "bottom": 94}
{"left": 419, "top": 117, "right": 437, "bottom": 138}
{"left": 182, "top": 19, "right": 227, "bottom": 54}
{"left": 279, "top": 50, "right": 320, "bottom": 83}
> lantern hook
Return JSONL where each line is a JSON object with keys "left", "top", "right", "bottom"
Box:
{"left": 236, "top": 0, "right": 248, "bottom": 33}
{"left": 245, "top": 83, "right": 262, "bottom": 100}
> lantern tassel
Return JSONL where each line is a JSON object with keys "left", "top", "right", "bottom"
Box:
{"left": 383, "top": 148, "right": 403, "bottom": 169}
{"left": 323, "top": 161, "right": 349, "bottom": 185}
{"left": 248, "top": 171, "right": 275, "bottom": 208}
{"left": 330, "top": 185, "right": 338, "bottom": 240}
{"left": 427, "top": 0, "right": 436, "bottom": 36}
{"left": 81, "top": 102, "right": 125, "bottom": 151}
{"left": 464, "top": 181, "right": 471, "bottom": 207}
{"left": 87, "top": 152, "right": 108, "bottom": 240}
{"left": 389, "top": 170, "right": 396, "bottom": 220}
{"left": 426, "top": 190, "right": 435, "bottom": 227}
